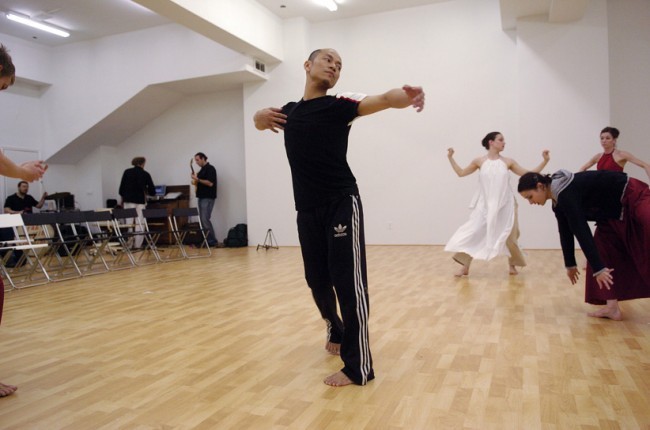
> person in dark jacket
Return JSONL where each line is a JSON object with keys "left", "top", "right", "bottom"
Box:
{"left": 119, "top": 156, "right": 155, "bottom": 249}
{"left": 518, "top": 169, "right": 650, "bottom": 320}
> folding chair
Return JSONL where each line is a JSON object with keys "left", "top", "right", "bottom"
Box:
{"left": 0, "top": 214, "right": 51, "bottom": 289}
{"left": 73, "top": 211, "right": 113, "bottom": 275}
{"left": 20, "top": 212, "right": 76, "bottom": 282}
{"left": 110, "top": 208, "right": 143, "bottom": 268}
{"left": 170, "top": 207, "right": 212, "bottom": 259}
{"left": 82, "top": 210, "right": 125, "bottom": 271}
{"left": 49, "top": 211, "right": 92, "bottom": 279}
{"left": 141, "top": 208, "right": 181, "bottom": 262}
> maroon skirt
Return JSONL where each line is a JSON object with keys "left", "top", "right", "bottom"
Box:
{"left": 585, "top": 178, "right": 650, "bottom": 304}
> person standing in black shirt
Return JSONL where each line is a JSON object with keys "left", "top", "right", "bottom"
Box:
{"left": 191, "top": 152, "right": 218, "bottom": 246}
{"left": 0, "top": 43, "right": 48, "bottom": 398}
{"left": 118, "top": 156, "right": 155, "bottom": 249}
{"left": 254, "top": 48, "right": 425, "bottom": 387}
{"left": 4, "top": 181, "right": 47, "bottom": 214}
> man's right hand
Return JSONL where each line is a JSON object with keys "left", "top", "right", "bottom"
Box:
{"left": 254, "top": 107, "right": 287, "bottom": 133}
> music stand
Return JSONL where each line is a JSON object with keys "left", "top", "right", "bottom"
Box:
{"left": 257, "top": 229, "right": 278, "bottom": 251}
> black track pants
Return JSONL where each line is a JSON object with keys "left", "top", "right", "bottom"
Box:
{"left": 297, "top": 195, "right": 374, "bottom": 385}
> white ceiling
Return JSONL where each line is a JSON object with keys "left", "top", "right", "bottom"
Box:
{"left": 0, "top": 0, "right": 451, "bottom": 47}
{"left": 0, "top": 0, "right": 170, "bottom": 46}
{"left": 0, "top": 0, "right": 588, "bottom": 48}
{"left": 255, "top": 0, "right": 450, "bottom": 22}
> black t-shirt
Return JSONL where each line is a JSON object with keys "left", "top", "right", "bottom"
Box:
{"left": 119, "top": 166, "right": 155, "bottom": 204}
{"left": 196, "top": 163, "right": 217, "bottom": 199}
{"left": 282, "top": 93, "right": 364, "bottom": 211}
{"left": 4, "top": 193, "right": 39, "bottom": 213}
{"left": 552, "top": 170, "right": 629, "bottom": 272}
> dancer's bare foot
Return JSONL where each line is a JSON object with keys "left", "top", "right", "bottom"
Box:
{"left": 509, "top": 265, "right": 519, "bottom": 275}
{"left": 325, "top": 341, "right": 340, "bottom": 355}
{"left": 588, "top": 306, "right": 622, "bottom": 321}
{"left": 0, "top": 382, "right": 17, "bottom": 398}
{"left": 454, "top": 265, "right": 469, "bottom": 277}
{"left": 324, "top": 371, "right": 353, "bottom": 387}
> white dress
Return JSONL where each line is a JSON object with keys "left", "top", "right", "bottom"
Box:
{"left": 444, "top": 158, "right": 515, "bottom": 260}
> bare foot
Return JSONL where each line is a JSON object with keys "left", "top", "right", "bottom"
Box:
{"left": 588, "top": 306, "right": 622, "bottom": 321}
{"left": 509, "top": 265, "right": 519, "bottom": 275}
{"left": 0, "top": 382, "right": 18, "bottom": 398}
{"left": 324, "top": 371, "right": 353, "bottom": 387}
{"left": 454, "top": 265, "right": 469, "bottom": 277}
{"left": 325, "top": 341, "right": 340, "bottom": 355}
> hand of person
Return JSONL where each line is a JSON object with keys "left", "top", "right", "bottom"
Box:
{"left": 42, "top": 192, "right": 48, "bottom": 198}
{"left": 20, "top": 160, "right": 47, "bottom": 181}
{"left": 447, "top": 148, "right": 455, "bottom": 158}
{"left": 566, "top": 267, "right": 580, "bottom": 284}
{"left": 402, "top": 85, "right": 425, "bottom": 112}
{"left": 254, "top": 107, "right": 287, "bottom": 133}
{"left": 542, "top": 150, "right": 550, "bottom": 162}
{"left": 191, "top": 173, "right": 198, "bottom": 181}
{"left": 595, "top": 268, "right": 614, "bottom": 290}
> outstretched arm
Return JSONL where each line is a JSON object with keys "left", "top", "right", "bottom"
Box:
{"left": 357, "top": 85, "right": 424, "bottom": 116}
{"left": 578, "top": 153, "right": 600, "bottom": 172}
{"left": 254, "top": 107, "right": 287, "bottom": 133}
{"left": 447, "top": 148, "right": 480, "bottom": 177}
{"left": 509, "top": 150, "right": 550, "bottom": 176}
{"left": 0, "top": 153, "right": 47, "bottom": 182}
{"left": 619, "top": 150, "right": 650, "bottom": 181}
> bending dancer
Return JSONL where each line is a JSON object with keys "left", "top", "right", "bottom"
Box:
{"left": 445, "top": 132, "right": 549, "bottom": 276}
{"left": 518, "top": 170, "right": 650, "bottom": 320}
{"left": 579, "top": 126, "right": 650, "bottom": 180}
{"left": 0, "top": 44, "right": 48, "bottom": 398}
{"left": 254, "top": 48, "right": 424, "bottom": 387}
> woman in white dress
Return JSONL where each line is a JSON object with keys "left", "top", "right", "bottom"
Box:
{"left": 445, "top": 132, "right": 550, "bottom": 276}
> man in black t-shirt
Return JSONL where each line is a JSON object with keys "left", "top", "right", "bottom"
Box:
{"left": 254, "top": 48, "right": 425, "bottom": 387}
{"left": 191, "top": 152, "right": 218, "bottom": 246}
{"left": 4, "top": 181, "right": 47, "bottom": 214}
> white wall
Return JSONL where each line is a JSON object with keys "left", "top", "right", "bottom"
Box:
{"left": 0, "top": 34, "right": 49, "bottom": 154}
{"left": 607, "top": 0, "right": 650, "bottom": 181}
{"left": 38, "top": 23, "right": 248, "bottom": 160}
{"left": 514, "top": 0, "right": 610, "bottom": 249}
{"left": 244, "top": 18, "right": 311, "bottom": 248}
{"left": 111, "top": 89, "right": 247, "bottom": 241}
{"left": 244, "top": 0, "right": 610, "bottom": 248}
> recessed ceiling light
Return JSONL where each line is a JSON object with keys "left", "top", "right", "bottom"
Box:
{"left": 315, "top": 0, "right": 338, "bottom": 12}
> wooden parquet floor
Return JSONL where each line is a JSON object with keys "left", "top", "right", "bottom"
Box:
{"left": 1, "top": 246, "right": 649, "bottom": 429}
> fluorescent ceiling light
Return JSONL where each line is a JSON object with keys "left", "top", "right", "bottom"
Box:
{"left": 5, "top": 12, "right": 70, "bottom": 38}
{"left": 315, "top": 0, "right": 338, "bottom": 12}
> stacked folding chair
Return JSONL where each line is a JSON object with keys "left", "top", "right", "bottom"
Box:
{"left": 141, "top": 208, "right": 182, "bottom": 262}
{"left": 0, "top": 214, "right": 50, "bottom": 289}
{"left": 20, "top": 212, "right": 81, "bottom": 282}
{"left": 110, "top": 208, "right": 143, "bottom": 268}
{"left": 50, "top": 211, "right": 91, "bottom": 280}
{"left": 170, "top": 207, "right": 212, "bottom": 259}
{"left": 73, "top": 210, "right": 113, "bottom": 275}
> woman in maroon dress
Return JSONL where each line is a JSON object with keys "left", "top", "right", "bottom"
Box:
{"left": 579, "top": 126, "right": 650, "bottom": 179}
